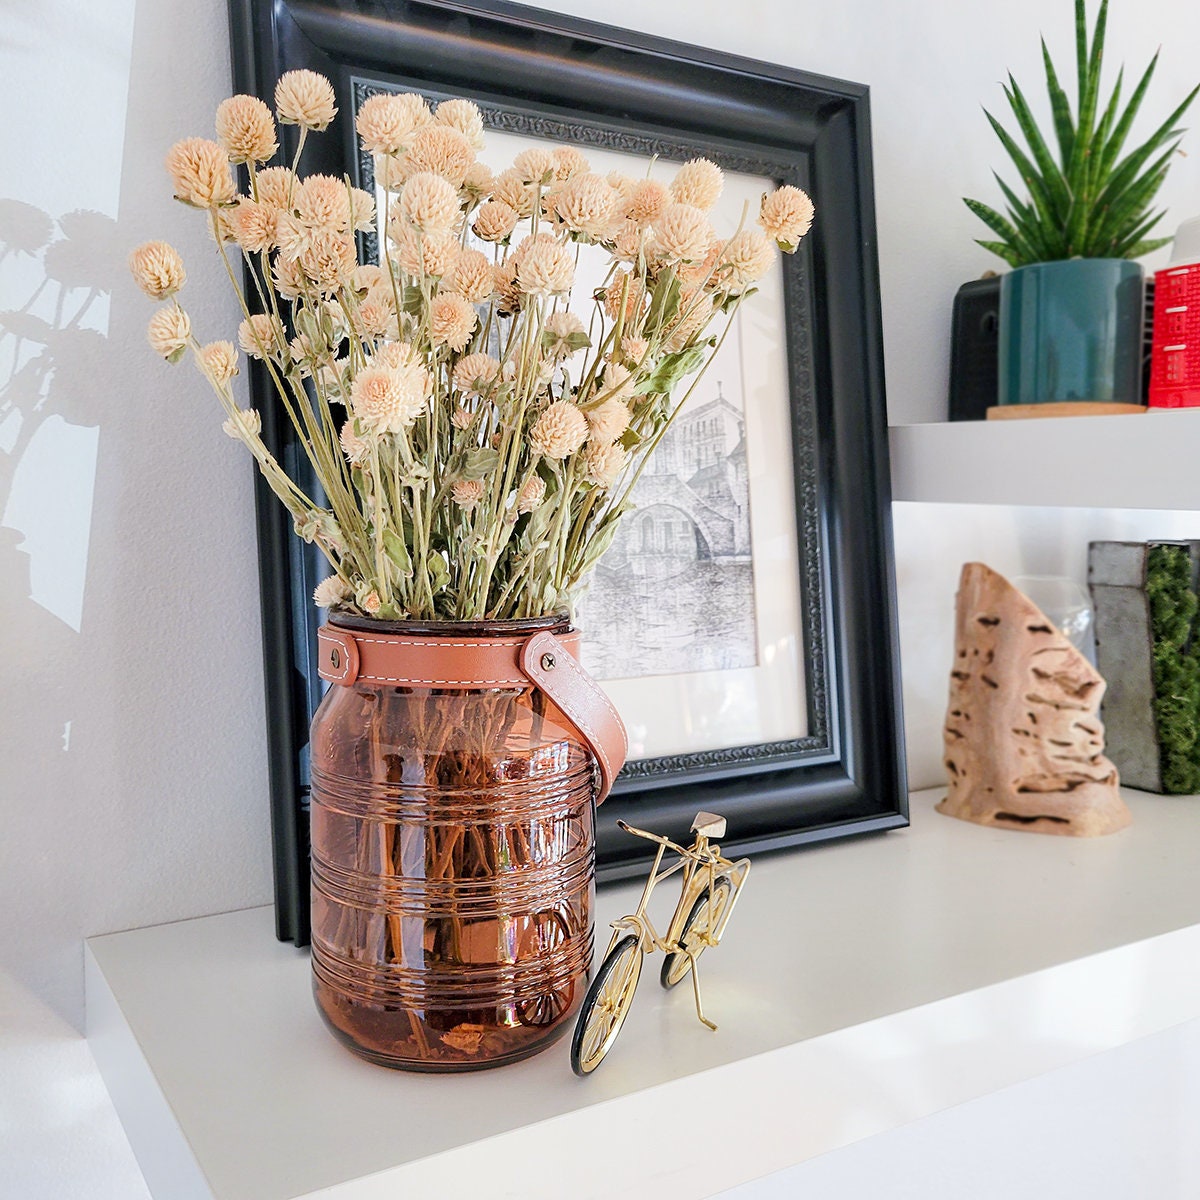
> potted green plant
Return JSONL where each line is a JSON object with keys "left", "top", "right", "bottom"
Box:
{"left": 965, "top": 0, "right": 1197, "bottom": 416}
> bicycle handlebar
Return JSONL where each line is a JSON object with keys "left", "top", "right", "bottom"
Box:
{"left": 616, "top": 819, "right": 689, "bottom": 856}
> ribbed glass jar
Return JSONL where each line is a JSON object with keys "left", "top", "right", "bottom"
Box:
{"left": 309, "top": 613, "right": 595, "bottom": 1071}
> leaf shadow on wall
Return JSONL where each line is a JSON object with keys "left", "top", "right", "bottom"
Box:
{"left": 0, "top": 199, "right": 119, "bottom": 1025}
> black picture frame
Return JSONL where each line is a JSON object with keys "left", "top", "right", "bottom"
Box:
{"left": 228, "top": 0, "right": 907, "bottom": 946}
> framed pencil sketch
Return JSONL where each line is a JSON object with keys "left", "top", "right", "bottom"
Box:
{"left": 229, "top": 0, "right": 908, "bottom": 945}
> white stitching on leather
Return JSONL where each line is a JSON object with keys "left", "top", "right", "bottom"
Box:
{"left": 550, "top": 637, "right": 625, "bottom": 731}
{"left": 318, "top": 629, "right": 353, "bottom": 683}
{"left": 356, "top": 675, "right": 524, "bottom": 686}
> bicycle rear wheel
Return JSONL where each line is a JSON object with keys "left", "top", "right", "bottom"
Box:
{"left": 570, "top": 934, "right": 642, "bottom": 1076}
{"left": 660, "top": 876, "right": 732, "bottom": 989}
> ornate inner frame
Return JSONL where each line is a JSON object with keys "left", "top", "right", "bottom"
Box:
{"left": 229, "top": 0, "right": 908, "bottom": 945}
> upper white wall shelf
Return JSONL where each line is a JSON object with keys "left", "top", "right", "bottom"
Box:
{"left": 890, "top": 409, "right": 1200, "bottom": 510}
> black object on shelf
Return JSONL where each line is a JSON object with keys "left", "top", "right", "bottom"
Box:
{"left": 948, "top": 276, "right": 1000, "bottom": 421}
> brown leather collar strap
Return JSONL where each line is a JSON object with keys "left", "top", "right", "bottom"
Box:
{"left": 316, "top": 624, "right": 627, "bottom": 803}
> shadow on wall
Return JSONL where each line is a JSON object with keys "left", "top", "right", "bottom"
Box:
{"left": 1, "top": 200, "right": 114, "bottom": 632}
{"left": 0, "top": 198, "right": 123, "bottom": 1027}
{"left": 0, "top": 0, "right": 275, "bottom": 1033}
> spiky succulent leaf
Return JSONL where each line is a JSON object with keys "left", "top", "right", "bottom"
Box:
{"left": 1042, "top": 37, "right": 1076, "bottom": 165}
{"left": 966, "top": 0, "right": 1196, "bottom": 265}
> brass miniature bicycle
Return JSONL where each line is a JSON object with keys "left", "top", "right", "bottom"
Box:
{"left": 570, "top": 811, "right": 750, "bottom": 1075}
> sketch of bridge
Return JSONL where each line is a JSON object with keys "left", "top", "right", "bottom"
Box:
{"left": 580, "top": 361, "right": 760, "bottom": 682}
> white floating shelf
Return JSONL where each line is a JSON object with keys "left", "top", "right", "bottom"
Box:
{"left": 890, "top": 408, "right": 1200, "bottom": 510}
{"left": 87, "top": 789, "right": 1200, "bottom": 1200}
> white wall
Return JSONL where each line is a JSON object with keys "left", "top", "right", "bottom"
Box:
{"left": 3, "top": 2, "right": 1200, "bottom": 1191}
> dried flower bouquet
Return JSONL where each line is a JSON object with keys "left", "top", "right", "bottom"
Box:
{"left": 131, "top": 69, "right": 814, "bottom": 623}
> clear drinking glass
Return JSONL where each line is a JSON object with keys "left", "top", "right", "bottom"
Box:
{"left": 1012, "top": 575, "right": 1095, "bottom": 661}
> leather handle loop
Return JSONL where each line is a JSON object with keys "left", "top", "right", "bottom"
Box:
{"left": 519, "top": 632, "right": 627, "bottom": 805}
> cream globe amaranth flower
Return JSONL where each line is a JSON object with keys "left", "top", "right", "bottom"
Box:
{"left": 552, "top": 146, "right": 590, "bottom": 181}
{"left": 147, "top": 304, "right": 191, "bottom": 360}
{"left": 670, "top": 158, "right": 724, "bottom": 212}
{"left": 350, "top": 364, "right": 430, "bottom": 433}
{"left": 529, "top": 400, "right": 588, "bottom": 459}
{"left": 554, "top": 173, "right": 617, "bottom": 240}
{"left": 355, "top": 92, "right": 431, "bottom": 155}
{"left": 447, "top": 249, "right": 494, "bottom": 303}
{"left": 359, "top": 588, "right": 383, "bottom": 616}
{"left": 759, "top": 185, "right": 815, "bottom": 251}
{"left": 453, "top": 352, "right": 501, "bottom": 396}
{"left": 398, "top": 172, "right": 462, "bottom": 234}
{"left": 517, "top": 475, "right": 546, "bottom": 514}
{"left": 348, "top": 187, "right": 376, "bottom": 232}
{"left": 604, "top": 272, "right": 646, "bottom": 323}
{"left": 393, "top": 227, "right": 460, "bottom": 279}
{"left": 720, "top": 228, "right": 777, "bottom": 291}
{"left": 587, "top": 396, "right": 631, "bottom": 444}
{"left": 313, "top": 575, "right": 352, "bottom": 608}
{"left": 403, "top": 125, "right": 474, "bottom": 187}
{"left": 222, "top": 408, "right": 262, "bottom": 440}
{"left": 340, "top": 419, "right": 370, "bottom": 466}
{"left": 516, "top": 238, "right": 574, "bottom": 296}
{"left": 238, "top": 313, "right": 283, "bottom": 359}
{"left": 451, "top": 478, "right": 486, "bottom": 509}
{"left": 230, "top": 199, "right": 278, "bottom": 254}
{"left": 491, "top": 169, "right": 536, "bottom": 217}
{"left": 254, "top": 166, "right": 298, "bottom": 211}
{"left": 599, "top": 362, "right": 635, "bottom": 403}
{"left": 272, "top": 254, "right": 307, "bottom": 301}
{"left": 543, "top": 310, "right": 588, "bottom": 359}
{"left": 275, "top": 69, "right": 337, "bottom": 131}
{"left": 620, "top": 334, "right": 649, "bottom": 365}
{"left": 627, "top": 179, "right": 670, "bottom": 227}
{"left": 295, "top": 174, "right": 354, "bottom": 231}
{"left": 585, "top": 439, "right": 626, "bottom": 489}
{"left": 199, "top": 340, "right": 239, "bottom": 385}
{"left": 429, "top": 292, "right": 478, "bottom": 352}
{"left": 354, "top": 300, "right": 394, "bottom": 340}
{"left": 610, "top": 220, "right": 648, "bottom": 265}
{"left": 215, "top": 95, "right": 278, "bottom": 163}
{"left": 652, "top": 202, "right": 713, "bottom": 264}
{"left": 165, "top": 137, "right": 236, "bottom": 208}
{"left": 451, "top": 407, "right": 474, "bottom": 430}
{"left": 129, "top": 241, "right": 186, "bottom": 300}
{"left": 491, "top": 261, "right": 522, "bottom": 314}
{"left": 461, "top": 161, "right": 496, "bottom": 200}
{"left": 298, "top": 229, "right": 357, "bottom": 294}
{"left": 435, "top": 98, "right": 485, "bottom": 150}
{"left": 472, "top": 199, "right": 519, "bottom": 243}
{"left": 513, "top": 146, "right": 556, "bottom": 185}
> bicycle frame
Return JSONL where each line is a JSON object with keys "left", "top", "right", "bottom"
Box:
{"left": 606, "top": 824, "right": 750, "bottom": 960}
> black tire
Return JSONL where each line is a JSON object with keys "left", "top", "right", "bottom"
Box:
{"left": 570, "top": 934, "right": 642, "bottom": 1076}
{"left": 660, "top": 876, "right": 733, "bottom": 989}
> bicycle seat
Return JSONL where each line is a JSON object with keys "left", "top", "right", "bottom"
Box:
{"left": 691, "top": 811, "right": 726, "bottom": 839}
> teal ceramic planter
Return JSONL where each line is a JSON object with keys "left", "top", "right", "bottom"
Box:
{"left": 998, "top": 259, "right": 1144, "bottom": 408}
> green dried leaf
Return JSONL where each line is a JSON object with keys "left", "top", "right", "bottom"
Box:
{"left": 635, "top": 346, "right": 706, "bottom": 396}
{"left": 382, "top": 528, "right": 412, "bottom": 577}
{"left": 461, "top": 447, "right": 500, "bottom": 479}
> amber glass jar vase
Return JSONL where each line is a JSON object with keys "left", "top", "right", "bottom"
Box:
{"left": 309, "top": 613, "right": 596, "bottom": 1071}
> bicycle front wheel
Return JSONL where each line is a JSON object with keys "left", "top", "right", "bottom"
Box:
{"left": 570, "top": 934, "right": 643, "bottom": 1076}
